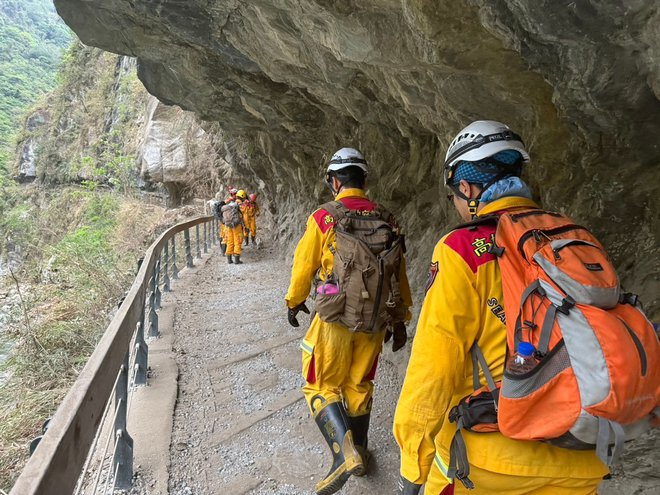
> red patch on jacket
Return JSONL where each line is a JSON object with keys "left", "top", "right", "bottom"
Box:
{"left": 443, "top": 225, "right": 497, "bottom": 273}
{"left": 312, "top": 197, "right": 376, "bottom": 233}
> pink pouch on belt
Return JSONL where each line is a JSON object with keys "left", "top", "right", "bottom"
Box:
{"left": 316, "top": 282, "right": 339, "bottom": 295}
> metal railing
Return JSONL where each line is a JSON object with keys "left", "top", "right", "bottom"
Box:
{"left": 10, "top": 215, "right": 220, "bottom": 495}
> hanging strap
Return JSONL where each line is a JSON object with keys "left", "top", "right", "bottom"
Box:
{"left": 596, "top": 418, "right": 626, "bottom": 466}
{"left": 537, "top": 304, "right": 557, "bottom": 356}
{"left": 537, "top": 295, "right": 574, "bottom": 356}
{"left": 447, "top": 343, "right": 498, "bottom": 489}
{"left": 447, "top": 418, "right": 475, "bottom": 490}
{"left": 471, "top": 344, "right": 498, "bottom": 401}
{"left": 514, "top": 280, "right": 544, "bottom": 350}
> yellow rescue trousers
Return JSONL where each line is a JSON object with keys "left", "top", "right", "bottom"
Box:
{"left": 301, "top": 314, "right": 385, "bottom": 416}
{"left": 225, "top": 225, "right": 243, "bottom": 255}
{"left": 244, "top": 216, "right": 257, "bottom": 238}
{"left": 424, "top": 462, "right": 602, "bottom": 495}
{"left": 220, "top": 223, "right": 226, "bottom": 243}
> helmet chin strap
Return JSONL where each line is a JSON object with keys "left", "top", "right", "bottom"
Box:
{"left": 325, "top": 174, "right": 342, "bottom": 197}
{"left": 451, "top": 169, "right": 512, "bottom": 218}
{"left": 449, "top": 185, "right": 479, "bottom": 218}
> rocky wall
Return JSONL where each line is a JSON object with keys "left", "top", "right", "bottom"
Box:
{"left": 52, "top": 0, "right": 660, "bottom": 317}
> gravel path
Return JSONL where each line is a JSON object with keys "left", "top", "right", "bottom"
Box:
{"left": 165, "top": 241, "right": 405, "bottom": 495}
{"left": 155, "top": 238, "right": 657, "bottom": 495}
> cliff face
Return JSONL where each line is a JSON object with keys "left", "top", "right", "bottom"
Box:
{"left": 14, "top": 46, "right": 148, "bottom": 187}
{"left": 52, "top": 0, "right": 660, "bottom": 315}
{"left": 14, "top": 43, "right": 246, "bottom": 209}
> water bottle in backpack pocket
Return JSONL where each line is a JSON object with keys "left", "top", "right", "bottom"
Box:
{"left": 505, "top": 342, "right": 538, "bottom": 375}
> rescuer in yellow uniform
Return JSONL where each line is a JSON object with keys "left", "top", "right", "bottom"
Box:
{"left": 223, "top": 189, "right": 244, "bottom": 264}
{"left": 219, "top": 187, "right": 238, "bottom": 255}
{"left": 393, "top": 121, "right": 607, "bottom": 495}
{"left": 242, "top": 193, "right": 260, "bottom": 245}
{"left": 286, "top": 148, "right": 413, "bottom": 495}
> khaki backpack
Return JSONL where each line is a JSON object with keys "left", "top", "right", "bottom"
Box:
{"left": 313, "top": 201, "right": 405, "bottom": 333}
{"left": 221, "top": 202, "right": 242, "bottom": 228}
{"left": 447, "top": 208, "right": 660, "bottom": 489}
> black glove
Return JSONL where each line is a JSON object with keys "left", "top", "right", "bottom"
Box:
{"left": 396, "top": 475, "right": 422, "bottom": 495}
{"left": 287, "top": 302, "right": 310, "bottom": 327}
{"left": 385, "top": 321, "right": 407, "bottom": 352}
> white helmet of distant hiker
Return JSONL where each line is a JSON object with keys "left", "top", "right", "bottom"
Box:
{"left": 327, "top": 147, "right": 369, "bottom": 174}
{"left": 443, "top": 120, "right": 529, "bottom": 187}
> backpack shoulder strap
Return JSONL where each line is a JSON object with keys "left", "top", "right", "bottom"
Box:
{"left": 373, "top": 203, "right": 393, "bottom": 222}
{"left": 452, "top": 214, "right": 499, "bottom": 232}
{"left": 320, "top": 200, "right": 348, "bottom": 222}
{"left": 450, "top": 214, "right": 503, "bottom": 255}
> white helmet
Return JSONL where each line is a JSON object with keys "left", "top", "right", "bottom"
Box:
{"left": 443, "top": 120, "right": 529, "bottom": 186}
{"left": 327, "top": 147, "right": 368, "bottom": 174}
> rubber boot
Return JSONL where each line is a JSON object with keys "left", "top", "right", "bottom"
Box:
{"left": 234, "top": 255, "right": 243, "bottom": 265}
{"left": 227, "top": 254, "right": 233, "bottom": 264}
{"left": 244, "top": 234, "right": 249, "bottom": 246}
{"left": 349, "top": 412, "right": 371, "bottom": 476}
{"left": 312, "top": 397, "right": 364, "bottom": 495}
{"left": 220, "top": 243, "right": 226, "bottom": 255}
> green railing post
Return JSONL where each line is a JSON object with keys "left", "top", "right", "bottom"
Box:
{"left": 203, "top": 221, "right": 209, "bottom": 254}
{"left": 134, "top": 257, "right": 148, "bottom": 386}
{"left": 113, "top": 353, "right": 134, "bottom": 489}
{"left": 148, "top": 271, "right": 159, "bottom": 337}
{"left": 195, "top": 224, "right": 202, "bottom": 259}
{"left": 184, "top": 229, "right": 193, "bottom": 268}
{"left": 154, "top": 253, "right": 162, "bottom": 310}
{"left": 163, "top": 242, "right": 171, "bottom": 292}
{"left": 134, "top": 320, "right": 148, "bottom": 386}
{"left": 171, "top": 235, "right": 179, "bottom": 280}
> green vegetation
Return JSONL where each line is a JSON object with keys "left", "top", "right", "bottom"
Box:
{"left": 0, "top": 7, "right": 157, "bottom": 487}
{"left": 18, "top": 42, "right": 148, "bottom": 187}
{"left": 0, "top": 189, "right": 168, "bottom": 488}
{"left": 0, "top": 0, "right": 71, "bottom": 171}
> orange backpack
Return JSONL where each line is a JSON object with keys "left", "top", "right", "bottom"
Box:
{"left": 448, "top": 208, "right": 660, "bottom": 489}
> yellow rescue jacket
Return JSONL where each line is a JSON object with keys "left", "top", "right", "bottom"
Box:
{"left": 393, "top": 196, "right": 608, "bottom": 484}
{"left": 241, "top": 201, "right": 260, "bottom": 220}
{"left": 285, "top": 188, "right": 412, "bottom": 320}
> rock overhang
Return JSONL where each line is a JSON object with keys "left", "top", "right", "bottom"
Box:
{"left": 52, "top": 0, "right": 660, "bottom": 315}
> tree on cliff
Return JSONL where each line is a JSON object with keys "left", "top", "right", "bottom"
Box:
{"left": 0, "top": 0, "right": 70, "bottom": 170}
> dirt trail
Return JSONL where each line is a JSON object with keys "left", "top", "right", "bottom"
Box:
{"left": 161, "top": 240, "right": 657, "bottom": 495}
{"left": 165, "top": 241, "right": 404, "bottom": 495}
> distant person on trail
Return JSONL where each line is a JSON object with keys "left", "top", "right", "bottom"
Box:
{"left": 236, "top": 189, "right": 248, "bottom": 203}
{"left": 285, "top": 147, "right": 413, "bottom": 495}
{"left": 393, "top": 120, "right": 657, "bottom": 495}
{"left": 235, "top": 188, "right": 252, "bottom": 246}
{"left": 213, "top": 198, "right": 227, "bottom": 255}
{"left": 222, "top": 195, "right": 245, "bottom": 264}
{"left": 242, "top": 193, "right": 260, "bottom": 245}
{"left": 218, "top": 187, "right": 239, "bottom": 255}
